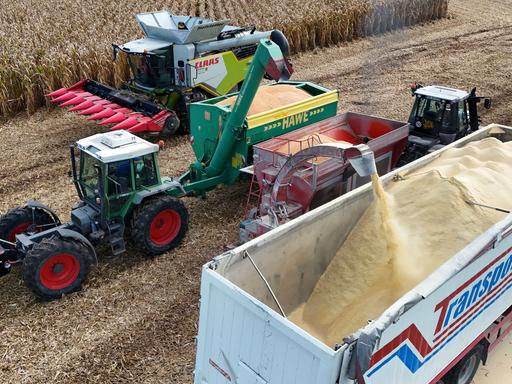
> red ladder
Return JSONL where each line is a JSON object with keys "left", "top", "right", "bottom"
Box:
{"left": 244, "top": 172, "right": 262, "bottom": 217}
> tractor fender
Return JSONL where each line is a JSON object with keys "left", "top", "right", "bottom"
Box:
{"left": 133, "top": 179, "right": 186, "bottom": 205}
{"left": 54, "top": 228, "right": 97, "bottom": 264}
{"left": 15, "top": 226, "right": 97, "bottom": 264}
{"left": 24, "top": 200, "right": 61, "bottom": 226}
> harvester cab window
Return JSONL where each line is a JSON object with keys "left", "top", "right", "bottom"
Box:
{"left": 107, "top": 160, "right": 133, "bottom": 196}
{"left": 134, "top": 154, "right": 158, "bottom": 189}
{"left": 128, "top": 50, "right": 173, "bottom": 89}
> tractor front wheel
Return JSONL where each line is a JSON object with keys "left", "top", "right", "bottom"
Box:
{"left": 131, "top": 195, "right": 188, "bottom": 255}
{"left": 22, "top": 237, "right": 92, "bottom": 300}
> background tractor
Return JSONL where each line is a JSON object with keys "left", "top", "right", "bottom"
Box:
{"left": 47, "top": 10, "right": 289, "bottom": 137}
{"left": 399, "top": 83, "right": 491, "bottom": 164}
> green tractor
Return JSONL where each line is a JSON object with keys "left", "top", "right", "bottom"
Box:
{"left": 0, "top": 131, "right": 189, "bottom": 299}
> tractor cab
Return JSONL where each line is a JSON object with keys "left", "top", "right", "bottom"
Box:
{"left": 409, "top": 86, "right": 472, "bottom": 142}
{"left": 75, "top": 131, "right": 161, "bottom": 220}
{"left": 401, "top": 84, "right": 491, "bottom": 164}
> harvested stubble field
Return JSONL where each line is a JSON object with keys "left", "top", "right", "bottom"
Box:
{"left": 0, "top": 0, "right": 447, "bottom": 116}
{"left": 1, "top": 0, "right": 512, "bottom": 383}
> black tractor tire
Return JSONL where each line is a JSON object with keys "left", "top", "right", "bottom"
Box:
{"left": 0, "top": 206, "right": 55, "bottom": 245}
{"left": 442, "top": 344, "right": 484, "bottom": 384}
{"left": 130, "top": 195, "right": 188, "bottom": 255}
{"left": 22, "top": 237, "right": 92, "bottom": 300}
{"left": 161, "top": 113, "right": 181, "bottom": 138}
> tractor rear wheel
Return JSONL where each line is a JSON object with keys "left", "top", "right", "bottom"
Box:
{"left": 0, "top": 206, "right": 55, "bottom": 246}
{"left": 22, "top": 237, "right": 92, "bottom": 300}
{"left": 131, "top": 195, "right": 188, "bottom": 255}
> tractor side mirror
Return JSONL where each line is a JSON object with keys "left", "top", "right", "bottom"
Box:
{"left": 484, "top": 98, "right": 492, "bottom": 110}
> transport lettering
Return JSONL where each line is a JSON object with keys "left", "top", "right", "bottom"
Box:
{"left": 434, "top": 252, "right": 512, "bottom": 334}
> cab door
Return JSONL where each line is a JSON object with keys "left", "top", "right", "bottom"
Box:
{"left": 106, "top": 159, "right": 135, "bottom": 218}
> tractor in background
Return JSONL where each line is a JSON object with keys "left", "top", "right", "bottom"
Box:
{"left": 399, "top": 83, "right": 491, "bottom": 164}
{"left": 47, "top": 10, "right": 289, "bottom": 137}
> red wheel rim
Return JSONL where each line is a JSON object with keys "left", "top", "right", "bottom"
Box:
{"left": 39, "top": 253, "right": 80, "bottom": 290}
{"left": 149, "top": 209, "right": 181, "bottom": 246}
{"left": 8, "top": 222, "right": 31, "bottom": 243}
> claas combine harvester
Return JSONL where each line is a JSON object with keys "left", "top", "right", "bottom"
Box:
{"left": 47, "top": 11, "right": 289, "bottom": 136}
{"left": 0, "top": 39, "right": 343, "bottom": 300}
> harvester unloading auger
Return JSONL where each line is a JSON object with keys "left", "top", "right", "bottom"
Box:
{"left": 47, "top": 11, "right": 289, "bottom": 137}
{"left": 0, "top": 38, "right": 344, "bottom": 300}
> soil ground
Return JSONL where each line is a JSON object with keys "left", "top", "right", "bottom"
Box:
{"left": 0, "top": 0, "right": 511, "bottom": 383}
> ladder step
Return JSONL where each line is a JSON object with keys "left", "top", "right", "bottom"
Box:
{"left": 110, "top": 237, "right": 126, "bottom": 255}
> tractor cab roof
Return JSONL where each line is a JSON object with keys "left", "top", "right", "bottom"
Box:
{"left": 415, "top": 86, "right": 469, "bottom": 103}
{"left": 77, "top": 131, "right": 159, "bottom": 163}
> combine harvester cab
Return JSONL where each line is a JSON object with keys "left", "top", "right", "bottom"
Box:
{"left": 195, "top": 125, "right": 512, "bottom": 384}
{"left": 240, "top": 113, "right": 409, "bottom": 241}
{"left": 47, "top": 11, "right": 289, "bottom": 137}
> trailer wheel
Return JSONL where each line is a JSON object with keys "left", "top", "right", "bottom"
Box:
{"left": 22, "top": 237, "right": 92, "bottom": 300}
{"left": 131, "top": 195, "right": 188, "bottom": 255}
{"left": 0, "top": 206, "right": 55, "bottom": 245}
{"left": 443, "top": 344, "right": 484, "bottom": 384}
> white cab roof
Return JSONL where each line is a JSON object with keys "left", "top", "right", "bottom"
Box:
{"left": 77, "top": 131, "right": 159, "bottom": 163}
{"left": 415, "top": 86, "right": 469, "bottom": 102}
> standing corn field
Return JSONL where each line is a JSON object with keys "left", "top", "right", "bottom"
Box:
{"left": 0, "top": 0, "right": 448, "bottom": 117}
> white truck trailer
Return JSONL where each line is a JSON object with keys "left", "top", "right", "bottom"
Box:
{"left": 193, "top": 124, "right": 512, "bottom": 384}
